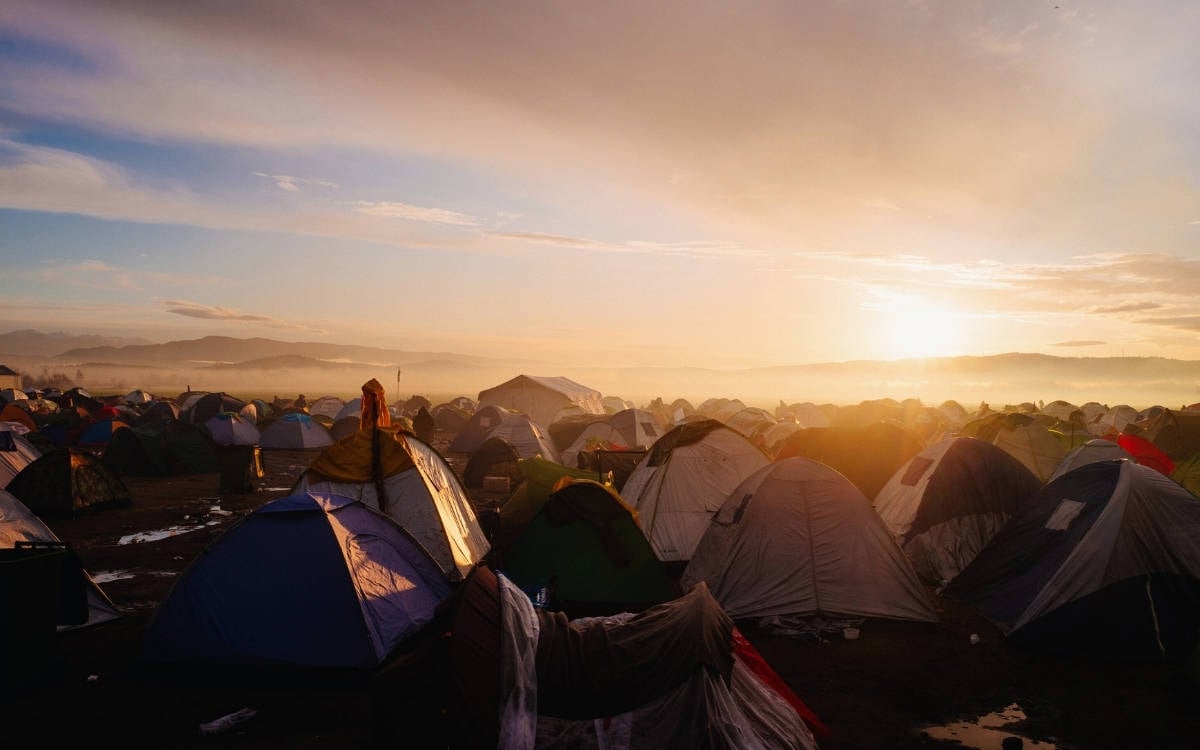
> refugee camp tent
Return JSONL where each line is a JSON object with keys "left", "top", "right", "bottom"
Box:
{"left": 0, "top": 427, "right": 41, "bottom": 488}
{"left": 943, "top": 460, "right": 1200, "bottom": 660}
{"left": 499, "top": 479, "right": 680, "bottom": 616}
{"left": 102, "top": 421, "right": 219, "bottom": 477}
{"left": 123, "top": 389, "right": 154, "bottom": 405}
{"left": 293, "top": 427, "right": 490, "bottom": 581}
{"left": 140, "top": 492, "right": 451, "bottom": 671}
{"left": 77, "top": 418, "right": 130, "bottom": 447}
{"left": 760, "top": 421, "right": 804, "bottom": 457}
{"left": 259, "top": 412, "right": 334, "bottom": 450}
{"left": 8, "top": 449, "right": 131, "bottom": 517}
{"left": 560, "top": 422, "right": 629, "bottom": 469}
{"left": 477, "top": 375, "right": 605, "bottom": 432}
{"left": 605, "top": 408, "right": 664, "bottom": 450}
{"left": 1092, "top": 404, "right": 1140, "bottom": 437}
{"left": 775, "top": 422, "right": 926, "bottom": 501}
{"left": 1140, "top": 409, "right": 1200, "bottom": 461}
{"left": 0, "top": 488, "right": 120, "bottom": 630}
{"left": 307, "top": 396, "right": 345, "bottom": 420}
{"left": 134, "top": 400, "right": 180, "bottom": 426}
{"left": 1048, "top": 439, "right": 1134, "bottom": 483}
{"left": 775, "top": 402, "right": 832, "bottom": 428}
{"left": 449, "top": 405, "right": 520, "bottom": 454}
{"left": 1115, "top": 433, "right": 1176, "bottom": 476}
{"left": 430, "top": 403, "right": 471, "bottom": 433}
{"left": 471, "top": 414, "right": 559, "bottom": 465}
{"left": 723, "top": 407, "right": 777, "bottom": 442}
{"left": 462, "top": 437, "right": 522, "bottom": 489}
{"left": 183, "top": 392, "right": 247, "bottom": 425}
{"left": 682, "top": 457, "right": 937, "bottom": 625}
{"left": 493, "top": 457, "right": 597, "bottom": 557}
{"left": 0, "top": 388, "right": 28, "bottom": 405}
{"left": 621, "top": 420, "right": 771, "bottom": 564}
{"left": 1040, "top": 401, "right": 1080, "bottom": 422}
{"left": 1078, "top": 402, "right": 1107, "bottom": 423}
{"left": 603, "top": 396, "right": 635, "bottom": 413}
{"left": 0, "top": 403, "right": 36, "bottom": 433}
{"left": 873, "top": 437, "right": 1043, "bottom": 587}
{"left": 963, "top": 412, "right": 1067, "bottom": 483}
{"left": 203, "top": 411, "right": 262, "bottom": 446}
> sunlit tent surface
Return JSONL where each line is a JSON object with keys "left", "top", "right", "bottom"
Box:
{"left": 0, "top": 488, "right": 120, "bottom": 630}
{"left": 774, "top": 422, "right": 925, "bottom": 501}
{"left": 0, "top": 427, "right": 41, "bottom": 488}
{"left": 140, "top": 492, "right": 450, "bottom": 670}
{"left": 294, "top": 426, "right": 489, "bottom": 581}
{"left": 477, "top": 374, "right": 604, "bottom": 432}
{"left": 621, "top": 419, "right": 771, "bottom": 563}
{"left": 1047, "top": 438, "right": 1134, "bottom": 484}
{"left": 873, "top": 437, "right": 1042, "bottom": 587}
{"left": 682, "top": 457, "right": 937, "bottom": 624}
{"left": 962, "top": 412, "right": 1067, "bottom": 483}
{"left": 943, "top": 460, "right": 1200, "bottom": 660}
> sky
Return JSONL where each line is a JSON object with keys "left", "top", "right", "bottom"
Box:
{"left": 2, "top": 0, "right": 1199, "bottom": 370}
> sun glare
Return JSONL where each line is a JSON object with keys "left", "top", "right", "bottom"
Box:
{"left": 878, "top": 300, "right": 965, "bottom": 360}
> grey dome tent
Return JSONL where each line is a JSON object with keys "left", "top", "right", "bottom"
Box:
{"left": 682, "top": 457, "right": 937, "bottom": 625}
{"left": 943, "top": 460, "right": 1200, "bottom": 661}
{"left": 873, "top": 437, "right": 1043, "bottom": 587}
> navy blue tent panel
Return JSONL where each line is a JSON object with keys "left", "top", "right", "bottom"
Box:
{"left": 141, "top": 492, "right": 451, "bottom": 671}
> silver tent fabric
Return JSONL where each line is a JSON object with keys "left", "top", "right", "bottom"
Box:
{"left": 682, "top": 457, "right": 937, "bottom": 623}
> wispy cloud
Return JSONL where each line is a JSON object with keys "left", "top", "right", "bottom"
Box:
{"left": 488, "top": 231, "right": 758, "bottom": 259}
{"left": 163, "top": 300, "right": 326, "bottom": 333}
{"left": 348, "top": 201, "right": 478, "bottom": 226}
{"left": 252, "top": 172, "right": 338, "bottom": 192}
{"left": 1088, "top": 301, "right": 1163, "bottom": 314}
{"left": 35, "top": 257, "right": 208, "bottom": 291}
{"left": 1052, "top": 340, "right": 1106, "bottom": 348}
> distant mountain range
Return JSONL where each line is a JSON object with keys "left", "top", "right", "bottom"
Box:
{"left": 14, "top": 333, "right": 500, "bottom": 368}
{"left": 1, "top": 330, "right": 1197, "bottom": 407}
{"left": 0, "top": 329, "right": 156, "bottom": 357}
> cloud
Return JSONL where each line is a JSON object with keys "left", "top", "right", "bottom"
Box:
{"left": 252, "top": 172, "right": 338, "bottom": 192}
{"left": 35, "top": 257, "right": 208, "bottom": 291}
{"left": 1134, "top": 316, "right": 1200, "bottom": 333}
{"left": 1088, "top": 302, "right": 1163, "bottom": 314}
{"left": 488, "top": 231, "right": 758, "bottom": 259}
{"left": 1052, "top": 340, "right": 1106, "bottom": 348}
{"left": 348, "top": 201, "right": 478, "bottom": 226}
{"left": 4, "top": 0, "right": 1197, "bottom": 252}
{"left": 163, "top": 300, "right": 326, "bottom": 333}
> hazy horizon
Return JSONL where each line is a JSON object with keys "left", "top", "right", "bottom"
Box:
{"left": 4, "top": 328, "right": 1197, "bottom": 412}
{"left": 4, "top": 3, "right": 1200, "bottom": 372}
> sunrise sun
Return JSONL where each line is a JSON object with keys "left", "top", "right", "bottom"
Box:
{"left": 877, "top": 299, "right": 965, "bottom": 360}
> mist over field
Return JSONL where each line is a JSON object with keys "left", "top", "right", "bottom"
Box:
{"left": 5, "top": 331, "right": 1198, "bottom": 411}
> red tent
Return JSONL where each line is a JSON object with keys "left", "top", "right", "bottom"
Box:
{"left": 1116, "top": 433, "right": 1176, "bottom": 476}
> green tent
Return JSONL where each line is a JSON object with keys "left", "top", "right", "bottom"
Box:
{"left": 499, "top": 479, "right": 680, "bottom": 617}
{"left": 8, "top": 449, "right": 131, "bottom": 517}
{"left": 495, "top": 457, "right": 595, "bottom": 554}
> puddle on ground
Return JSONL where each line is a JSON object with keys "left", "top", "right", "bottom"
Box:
{"left": 92, "top": 570, "right": 136, "bottom": 583}
{"left": 117, "top": 520, "right": 222, "bottom": 545}
{"left": 262, "top": 487, "right": 292, "bottom": 492}
{"left": 922, "top": 704, "right": 1059, "bottom": 749}
{"left": 93, "top": 569, "right": 178, "bottom": 582}
{"left": 916, "top": 700, "right": 1060, "bottom": 748}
